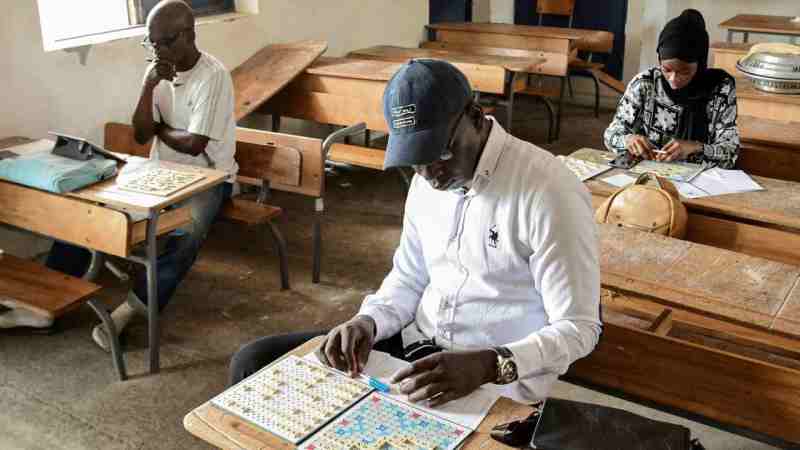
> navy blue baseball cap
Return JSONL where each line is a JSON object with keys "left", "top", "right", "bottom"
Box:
{"left": 382, "top": 59, "right": 473, "bottom": 169}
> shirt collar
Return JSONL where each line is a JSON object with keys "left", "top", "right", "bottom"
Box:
{"left": 465, "top": 117, "right": 507, "bottom": 196}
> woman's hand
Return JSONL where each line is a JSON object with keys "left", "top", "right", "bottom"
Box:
{"left": 625, "top": 135, "right": 655, "bottom": 160}
{"left": 656, "top": 139, "right": 703, "bottom": 162}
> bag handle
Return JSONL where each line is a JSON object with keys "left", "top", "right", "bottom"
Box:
{"left": 634, "top": 172, "right": 682, "bottom": 201}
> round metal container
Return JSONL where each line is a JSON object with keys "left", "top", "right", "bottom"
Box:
{"left": 737, "top": 47, "right": 800, "bottom": 94}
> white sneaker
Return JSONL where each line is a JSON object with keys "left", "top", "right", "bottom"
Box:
{"left": 0, "top": 308, "right": 54, "bottom": 329}
{"left": 92, "top": 300, "right": 137, "bottom": 352}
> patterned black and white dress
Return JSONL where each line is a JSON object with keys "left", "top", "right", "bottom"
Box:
{"left": 603, "top": 67, "right": 740, "bottom": 169}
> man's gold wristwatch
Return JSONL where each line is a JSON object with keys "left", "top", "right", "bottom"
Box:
{"left": 492, "top": 346, "right": 518, "bottom": 384}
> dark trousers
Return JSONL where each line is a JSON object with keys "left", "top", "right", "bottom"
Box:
{"left": 229, "top": 331, "right": 420, "bottom": 386}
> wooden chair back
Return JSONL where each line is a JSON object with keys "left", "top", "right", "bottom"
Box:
{"left": 537, "top": 0, "right": 576, "bottom": 24}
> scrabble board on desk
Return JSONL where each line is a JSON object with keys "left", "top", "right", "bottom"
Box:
{"left": 211, "top": 356, "right": 372, "bottom": 444}
{"left": 209, "top": 355, "right": 472, "bottom": 449}
{"left": 301, "top": 392, "right": 470, "bottom": 450}
{"left": 117, "top": 166, "right": 205, "bottom": 197}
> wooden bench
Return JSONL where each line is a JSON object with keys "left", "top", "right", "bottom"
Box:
{"left": 0, "top": 253, "right": 129, "bottom": 380}
{"left": 104, "top": 123, "right": 302, "bottom": 290}
{"left": 565, "top": 224, "right": 800, "bottom": 444}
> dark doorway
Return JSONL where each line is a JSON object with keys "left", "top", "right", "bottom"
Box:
{"left": 429, "top": 0, "right": 473, "bottom": 23}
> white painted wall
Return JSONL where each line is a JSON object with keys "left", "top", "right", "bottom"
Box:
{"left": 1, "top": 0, "right": 428, "bottom": 144}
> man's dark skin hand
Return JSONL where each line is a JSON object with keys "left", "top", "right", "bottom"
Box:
{"left": 391, "top": 350, "right": 497, "bottom": 407}
{"left": 315, "top": 315, "right": 376, "bottom": 377}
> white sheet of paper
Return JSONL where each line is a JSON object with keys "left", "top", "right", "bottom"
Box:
{"left": 672, "top": 181, "right": 711, "bottom": 199}
{"left": 690, "top": 168, "right": 764, "bottom": 196}
{"left": 304, "top": 350, "right": 498, "bottom": 429}
{"left": 603, "top": 173, "right": 637, "bottom": 188}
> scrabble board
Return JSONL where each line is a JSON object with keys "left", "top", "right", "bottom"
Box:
{"left": 210, "top": 356, "right": 373, "bottom": 444}
{"left": 630, "top": 160, "right": 704, "bottom": 183}
{"left": 300, "top": 392, "right": 471, "bottom": 450}
{"left": 117, "top": 166, "right": 205, "bottom": 197}
{"left": 557, "top": 155, "right": 613, "bottom": 181}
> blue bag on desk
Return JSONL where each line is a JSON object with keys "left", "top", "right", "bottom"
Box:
{"left": 0, "top": 150, "right": 117, "bottom": 193}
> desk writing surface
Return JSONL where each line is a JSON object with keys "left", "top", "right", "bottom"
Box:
{"left": 719, "top": 14, "right": 800, "bottom": 36}
{"left": 304, "top": 56, "right": 402, "bottom": 82}
{"left": 69, "top": 158, "right": 228, "bottom": 214}
{"left": 0, "top": 138, "right": 228, "bottom": 214}
{"left": 428, "top": 22, "right": 587, "bottom": 41}
{"left": 348, "top": 45, "right": 546, "bottom": 73}
{"left": 600, "top": 224, "right": 800, "bottom": 337}
{"left": 184, "top": 336, "right": 533, "bottom": 450}
{"left": 576, "top": 148, "right": 800, "bottom": 231}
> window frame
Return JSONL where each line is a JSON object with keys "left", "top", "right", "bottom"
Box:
{"left": 37, "top": 0, "right": 257, "bottom": 52}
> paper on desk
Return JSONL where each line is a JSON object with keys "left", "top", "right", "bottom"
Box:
{"left": 304, "top": 351, "right": 498, "bottom": 429}
{"left": 690, "top": 168, "right": 764, "bottom": 196}
{"left": 671, "top": 181, "right": 711, "bottom": 199}
{"left": 603, "top": 173, "right": 637, "bottom": 188}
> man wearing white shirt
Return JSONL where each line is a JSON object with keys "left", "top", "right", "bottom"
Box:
{"left": 44, "top": 0, "right": 237, "bottom": 350}
{"left": 230, "top": 60, "right": 600, "bottom": 406}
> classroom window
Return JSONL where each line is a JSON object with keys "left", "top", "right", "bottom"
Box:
{"left": 36, "top": 0, "right": 254, "bottom": 52}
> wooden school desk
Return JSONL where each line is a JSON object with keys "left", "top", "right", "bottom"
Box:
{"left": 347, "top": 45, "right": 546, "bottom": 132}
{"left": 574, "top": 148, "right": 800, "bottom": 266}
{"left": 568, "top": 225, "right": 800, "bottom": 444}
{"left": 183, "top": 336, "right": 533, "bottom": 450}
{"left": 426, "top": 22, "right": 613, "bottom": 140}
{"left": 720, "top": 14, "right": 800, "bottom": 43}
{"left": 0, "top": 137, "right": 228, "bottom": 380}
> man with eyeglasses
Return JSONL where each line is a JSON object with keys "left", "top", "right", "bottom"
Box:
{"left": 230, "top": 60, "right": 600, "bottom": 407}
{"left": 44, "top": 0, "right": 237, "bottom": 350}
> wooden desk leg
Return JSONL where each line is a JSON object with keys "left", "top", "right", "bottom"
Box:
{"left": 87, "top": 298, "right": 127, "bottom": 381}
{"left": 555, "top": 77, "right": 566, "bottom": 140}
{"left": 84, "top": 251, "right": 128, "bottom": 381}
{"left": 312, "top": 198, "right": 323, "bottom": 284}
{"left": 145, "top": 211, "right": 161, "bottom": 374}
{"left": 502, "top": 72, "right": 520, "bottom": 132}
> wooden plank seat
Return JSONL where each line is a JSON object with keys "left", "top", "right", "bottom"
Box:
{"left": 104, "top": 123, "right": 295, "bottom": 290}
{"left": 0, "top": 253, "right": 129, "bottom": 380}
{"left": 328, "top": 143, "right": 386, "bottom": 171}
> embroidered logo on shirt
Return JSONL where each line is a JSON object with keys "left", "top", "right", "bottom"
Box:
{"left": 488, "top": 225, "right": 499, "bottom": 248}
{"left": 391, "top": 104, "right": 416, "bottom": 129}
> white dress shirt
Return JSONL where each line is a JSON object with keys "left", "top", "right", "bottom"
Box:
{"left": 359, "top": 119, "right": 601, "bottom": 403}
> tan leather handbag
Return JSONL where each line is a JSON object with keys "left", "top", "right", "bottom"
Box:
{"left": 595, "top": 173, "right": 688, "bottom": 238}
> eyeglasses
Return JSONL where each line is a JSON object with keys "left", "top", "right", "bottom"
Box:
{"left": 141, "top": 28, "right": 191, "bottom": 51}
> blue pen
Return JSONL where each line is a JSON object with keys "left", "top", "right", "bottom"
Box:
{"left": 361, "top": 374, "right": 391, "bottom": 393}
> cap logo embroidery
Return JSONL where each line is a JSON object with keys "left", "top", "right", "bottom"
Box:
{"left": 391, "top": 104, "right": 417, "bottom": 129}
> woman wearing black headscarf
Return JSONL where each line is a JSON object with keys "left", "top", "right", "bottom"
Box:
{"left": 604, "top": 9, "right": 740, "bottom": 168}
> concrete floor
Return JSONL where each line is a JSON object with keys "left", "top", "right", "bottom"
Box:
{"left": 0, "top": 99, "right": 789, "bottom": 449}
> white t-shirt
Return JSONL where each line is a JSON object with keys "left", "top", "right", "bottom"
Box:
{"left": 149, "top": 52, "right": 238, "bottom": 180}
